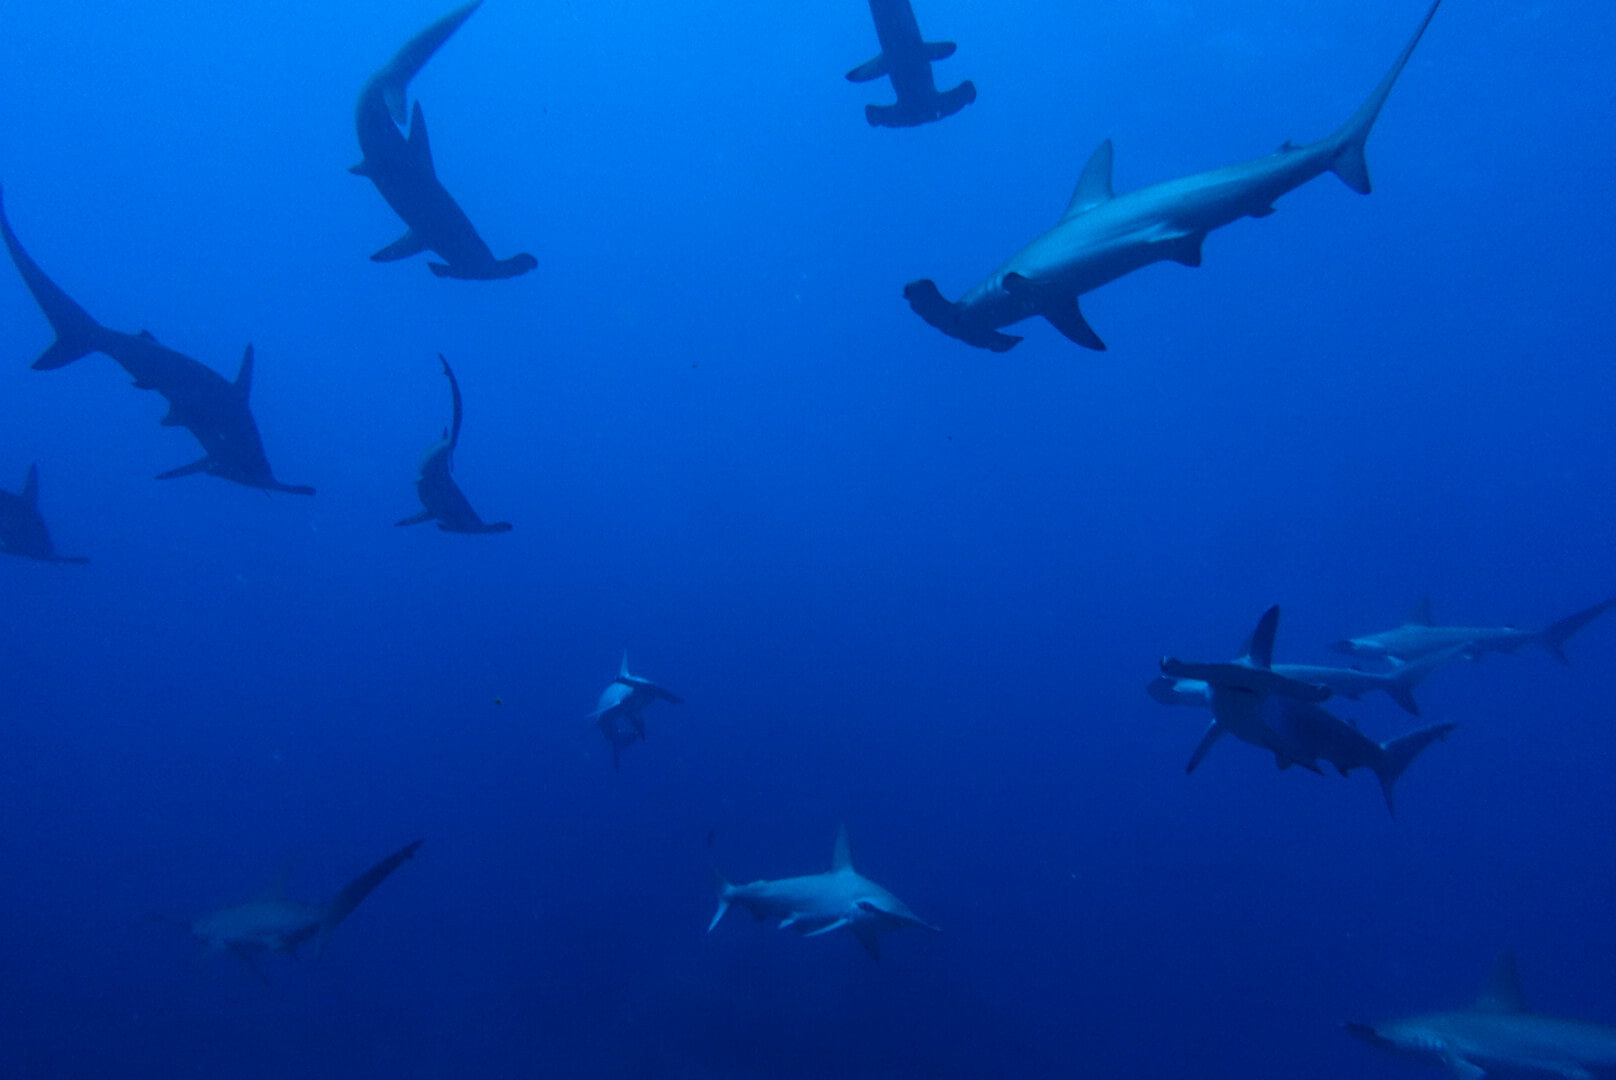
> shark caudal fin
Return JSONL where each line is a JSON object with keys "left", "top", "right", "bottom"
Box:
{"left": 1536, "top": 597, "right": 1616, "bottom": 663}
{"left": 1372, "top": 722, "right": 1456, "bottom": 819}
{"left": 372, "top": 1, "right": 483, "bottom": 127}
{"left": 0, "top": 186, "right": 105, "bottom": 370}
{"left": 314, "top": 839, "right": 423, "bottom": 955}
{"left": 1382, "top": 644, "right": 1464, "bottom": 715}
{"left": 1328, "top": 0, "right": 1444, "bottom": 194}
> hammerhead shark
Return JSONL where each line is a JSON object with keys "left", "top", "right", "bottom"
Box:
{"left": 0, "top": 188, "right": 314, "bottom": 495}
{"left": 0, "top": 465, "right": 88, "bottom": 564}
{"left": 1335, "top": 596, "right": 1616, "bottom": 665}
{"left": 176, "top": 839, "right": 422, "bottom": 982}
{"left": 904, "top": 0, "right": 1444, "bottom": 351}
{"left": 1159, "top": 606, "right": 1454, "bottom": 814}
{"left": 351, "top": 1, "right": 536, "bottom": 280}
{"left": 589, "top": 653, "right": 682, "bottom": 769}
{"left": 396, "top": 355, "right": 511, "bottom": 533}
{"left": 1149, "top": 643, "right": 1461, "bottom": 717}
{"left": 845, "top": 0, "right": 975, "bottom": 128}
{"left": 1348, "top": 952, "right": 1616, "bottom": 1078}
{"left": 709, "top": 825, "right": 938, "bottom": 961}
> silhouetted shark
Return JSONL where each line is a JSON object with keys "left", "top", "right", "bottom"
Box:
{"left": 0, "top": 465, "right": 87, "bottom": 564}
{"left": 396, "top": 355, "right": 511, "bottom": 533}
{"left": 709, "top": 825, "right": 938, "bottom": 961}
{"left": 589, "top": 653, "right": 682, "bottom": 769}
{"left": 351, "top": 1, "right": 536, "bottom": 280}
{"left": 1348, "top": 953, "right": 1616, "bottom": 1078}
{"left": 0, "top": 188, "right": 314, "bottom": 495}
{"left": 1150, "top": 643, "right": 1462, "bottom": 717}
{"left": 179, "top": 839, "right": 422, "bottom": 983}
{"left": 845, "top": 0, "right": 975, "bottom": 128}
{"left": 905, "top": 0, "right": 1444, "bottom": 351}
{"left": 1334, "top": 596, "right": 1616, "bottom": 665}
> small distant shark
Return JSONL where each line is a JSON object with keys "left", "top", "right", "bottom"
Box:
{"left": 589, "top": 653, "right": 682, "bottom": 769}
{"left": 1159, "top": 606, "right": 1453, "bottom": 815}
{"left": 1149, "top": 643, "right": 1461, "bottom": 717}
{"left": 396, "top": 355, "right": 511, "bottom": 534}
{"left": 845, "top": 0, "right": 975, "bottom": 128}
{"left": 0, "top": 465, "right": 88, "bottom": 565}
{"left": 1347, "top": 952, "right": 1616, "bottom": 1078}
{"left": 351, "top": 1, "right": 536, "bottom": 280}
{"left": 1334, "top": 596, "right": 1616, "bottom": 665}
{"left": 709, "top": 825, "right": 938, "bottom": 961}
{"left": 904, "top": 0, "right": 1444, "bottom": 351}
{"left": 0, "top": 188, "right": 314, "bottom": 495}
{"left": 178, "top": 839, "right": 422, "bottom": 982}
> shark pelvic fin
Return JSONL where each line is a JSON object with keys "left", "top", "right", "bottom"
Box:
{"left": 371, "top": 230, "right": 429, "bottom": 263}
{"left": 853, "top": 923, "right": 882, "bottom": 962}
{"left": 156, "top": 456, "right": 212, "bottom": 481}
{"left": 803, "top": 917, "right": 851, "bottom": 937}
{"left": 1063, "top": 139, "right": 1114, "bottom": 220}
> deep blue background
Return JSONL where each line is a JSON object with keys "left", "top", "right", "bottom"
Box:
{"left": 0, "top": 0, "right": 1612, "bottom": 1076}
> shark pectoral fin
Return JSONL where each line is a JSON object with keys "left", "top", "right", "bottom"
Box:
{"left": 802, "top": 918, "right": 851, "bottom": 937}
{"left": 395, "top": 509, "right": 434, "bottom": 526}
{"left": 923, "top": 40, "right": 957, "bottom": 60}
{"left": 1040, "top": 295, "right": 1107, "bottom": 351}
{"left": 852, "top": 924, "right": 882, "bottom": 962}
{"left": 156, "top": 456, "right": 212, "bottom": 480}
{"left": 371, "top": 230, "right": 429, "bottom": 263}
{"left": 844, "top": 52, "right": 889, "bottom": 82}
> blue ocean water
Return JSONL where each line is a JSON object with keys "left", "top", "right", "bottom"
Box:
{"left": 0, "top": 0, "right": 1612, "bottom": 1075}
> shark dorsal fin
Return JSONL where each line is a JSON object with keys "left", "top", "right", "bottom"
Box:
{"left": 1411, "top": 597, "right": 1434, "bottom": 626}
{"left": 235, "top": 344, "right": 255, "bottom": 399}
{"left": 21, "top": 464, "right": 38, "bottom": 508}
{"left": 1475, "top": 952, "right": 1528, "bottom": 1013}
{"left": 831, "top": 824, "right": 853, "bottom": 872}
{"left": 1243, "top": 606, "right": 1280, "bottom": 669}
{"left": 408, "top": 101, "right": 436, "bottom": 177}
{"left": 1063, "top": 140, "right": 1114, "bottom": 221}
{"left": 619, "top": 651, "right": 631, "bottom": 679}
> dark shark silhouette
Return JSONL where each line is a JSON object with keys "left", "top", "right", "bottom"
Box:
{"left": 176, "top": 839, "right": 422, "bottom": 983}
{"left": 396, "top": 355, "right": 511, "bottom": 533}
{"left": 845, "top": 0, "right": 975, "bottom": 128}
{"left": 351, "top": 1, "right": 535, "bottom": 280}
{"left": 905, "top": 0, "right": 1443, "bottom": 351}
{"left": 0, "top": 188, "right": 314, "bottom": 495}
{"left": 0, "top": 465, "right": 87, "bottom": 564}
{"left": 589, "top": 653, "right": 682, "bottom": 770}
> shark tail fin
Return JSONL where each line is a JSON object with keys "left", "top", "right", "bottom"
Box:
{"left": 1327, "top": 0, "right": 1443, "bottom": 194}
{"left": 1536, "top": 597, "right": 1616, "bottom": 663}
{"left": 374, "top": 1, "right": 483, "bottom": 126}
{"left": 316, "top": 839, "right": 423, "bottom": 955}
{"left": 1382, "top": 644, "right": 1463, "bottom": 715}
{"left": 0, "top": 186, "right": 104, "bottom": 369}
{"left": 1372, "top": 722, "right": 1456, "bottom": 819}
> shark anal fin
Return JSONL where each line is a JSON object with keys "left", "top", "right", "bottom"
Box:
{"left": 371, "top": 230, "right": 429, "bottom": 263}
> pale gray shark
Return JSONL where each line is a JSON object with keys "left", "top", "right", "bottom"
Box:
{"left": 396, "top": 355, "right": 511, "bottom": 534}
{"left": 1149, "top": 644, "right": 1462, "bottom": 717}
{"left": 904, "top": 0, "right": 1444, "bottom": 351}
{"left": 0, "top": 465, "right": 87, "bottom": 565}
{"left": 179, "top": 839, "right": 422, "bottom": 982}
{"left": 1334, "top": 596, "right": 1616, "bottom": 665}
{"left": 0, "top": 188, "right": 314, "bottom": 494}
{"left": 589, "top": 653, "right": 682, "bottom": 770}
{"left": 351, "top": 1, "right": 536, "bottom": 280}
{"left": 845, "top": 0, "right": 975, "bottom": 128}
{"left": 1347, "top": 952, "right": 1616, "bottom": 1079}
{"left": 709, "top": 825, "right": 938, "bottom": 961}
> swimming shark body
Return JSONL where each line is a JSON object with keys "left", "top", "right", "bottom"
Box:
{"left": 1334, "top": 596, "right": 1616, "bottom": 665}
{"left": 709, "top": 825, "right": 938, "bottom": 961}
{"left": 0, "top": 465, "right": 87, "bottom": 564}
{"left": 1150, "top": 644, "right": 1461, "bottom": 717}
{"left": 396, "top": 355, "right": 511, "bottom": 533}
{"left": 1159, "top": 606, "right": 1452, "bottom": 814}
{"left": 589, "top": 653, "right": 682, "bottom": 769}
{"left": 845, "top": 0, "right": 975, "bottom": 128}
{"left": 351, "top": 1, "right": 536, "bottom": 280}
{"left": 183, "top": 839, "right": 422, "bottom": 982}
{"left": 1348, "top": 953, "right": 1616, "bottom": 1079}
{"left": 0, "top": 189, "right": 314, "bottom": 495}
{"left": 904, "top": 0, "right": 1444, "bottom": 351}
